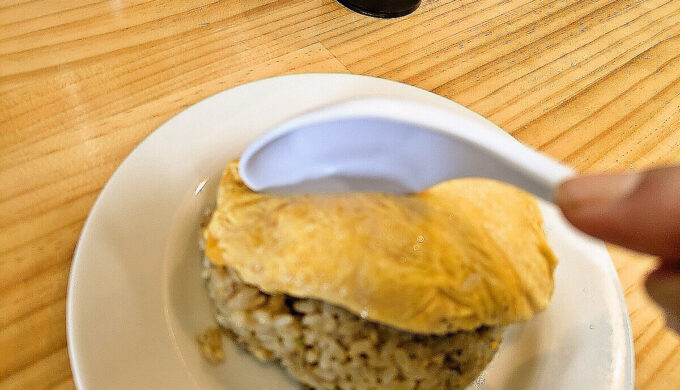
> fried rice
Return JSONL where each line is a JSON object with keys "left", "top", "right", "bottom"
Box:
{"left": 201, "top": 253, "right": 503, "bottom": 390}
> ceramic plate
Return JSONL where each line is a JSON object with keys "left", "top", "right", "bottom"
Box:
{"left": 67, "top": 74, "right": 634, "bottom": 390}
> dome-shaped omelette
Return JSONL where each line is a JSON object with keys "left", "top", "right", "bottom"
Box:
{"left": 204, "top": 162, "right": 558, "bottom": 334}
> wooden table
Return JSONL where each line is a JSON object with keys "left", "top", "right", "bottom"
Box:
{"left": 1, "top": 0, "right": 679, "bottom": 388}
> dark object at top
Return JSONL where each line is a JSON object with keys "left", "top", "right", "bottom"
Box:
{"left": 337, "top": 0, "right": 421, "bottom": 18}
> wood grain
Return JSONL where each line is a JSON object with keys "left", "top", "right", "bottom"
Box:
{"left": 1, "top": 0, "right": 679, "bottom": 388}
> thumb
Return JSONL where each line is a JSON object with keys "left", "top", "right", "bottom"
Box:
{"left": 555, "top": 166, "right": 680, "bottom": 259}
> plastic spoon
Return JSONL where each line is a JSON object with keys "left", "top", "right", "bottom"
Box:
{"left": 239, "top": 97, "right": 573, "bottom": 201}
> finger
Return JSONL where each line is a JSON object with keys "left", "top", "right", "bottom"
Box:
{"left": 645, "top": 260, "right": 680, "bottom": 333}
{"left": 556, "top": 166, "right": 680, "bottom": 258}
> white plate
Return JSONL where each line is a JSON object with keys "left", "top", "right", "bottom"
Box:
{"left": 67, "top": 74, "right": 634, "bottom": 390}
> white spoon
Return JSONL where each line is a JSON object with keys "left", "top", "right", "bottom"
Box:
{"left": 239, "top": 97, "right": 573, "bottom": 201}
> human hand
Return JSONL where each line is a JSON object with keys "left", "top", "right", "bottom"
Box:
{"left": 556, "top": 166, "right": 680, "bottom": 332}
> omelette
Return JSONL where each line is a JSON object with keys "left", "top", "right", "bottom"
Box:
{"left": 201, "top": 161, "right": 558, "bottom": 389}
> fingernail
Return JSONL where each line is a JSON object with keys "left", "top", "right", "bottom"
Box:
{"left": 556, "top": 172, "right": 641, "bottom": 209}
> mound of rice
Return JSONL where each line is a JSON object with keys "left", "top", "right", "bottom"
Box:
{"left": 202, "top": 255, "right": 504, "bottom": 390}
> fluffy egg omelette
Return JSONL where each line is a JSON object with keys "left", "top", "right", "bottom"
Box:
{"left": 201, "top": 161, "right": 558, "bottom": 390}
